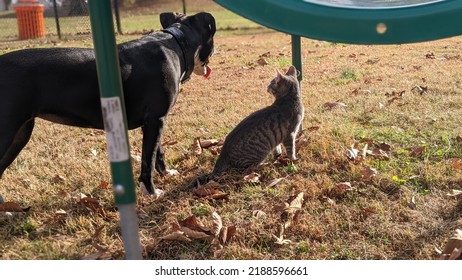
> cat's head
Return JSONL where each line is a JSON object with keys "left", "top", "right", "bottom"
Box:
{"left": 267, "top": 65, "right": 299, "bottom": 98}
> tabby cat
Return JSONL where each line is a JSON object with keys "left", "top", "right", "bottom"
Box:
{"left": 188, "top": 65, "right": 304, "bottom": 188}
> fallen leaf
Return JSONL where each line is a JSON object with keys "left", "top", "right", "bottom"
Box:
{"left": 211, "top": 211, "right": 223, "bottom": 237}
{"left": 192, "top": 137, "right": 202, "bottom": 155}
{"left": 179, "top": 215, "right": 213, "bottom": 237}
{"left": 360, "top": 206, "right": 377, "bottom": 215}
{"left": 306, "top": 126, "right": 320, "bottom": 132}
{"left": 323, "top": 101, "right": 347, "bottom": 109}
{"left": 243, "top": 172, "right": 260, "bottom": 183}
{"left": 456, "top": 136, "right": 462, "bottom": 143}
{"left": 448, "top": 248, "right": 462, "bottom": 260}
{"left": 366, "top": 58, "right": 379, "bottom": 64}
{"left": 99, "top": 181, "right": 110, "bottom": 189}
{"left": 346, "top": 144, "right": 359, "bottom": 161}
{"left": 385, "top": 90, "right": 405, "bottom": 97}
{"left": 162, "top": 139, "right": 178, "bottom": 146}
{"left": 0, "top": 202, "right": 30, "bottom": 212}
{"left": 443, "top": 54, "right": 461, "bottom": 60}
{"left": 409, "top": 146, "right": 425, "bottom": 157}
{"left": 208, "top": 146, "right": 222, "bottom": 155}
{"left": 376, "top": 142, "right": 391, "bottom": 152}
{"left": 446, "top": 189, "right": 462, "bottom": 197}
{"left": 219, "top": 225, "right": 236, "bottom": 245}
{"left": 286, "top": 192, "right": 304, "bottom": 213}
{"left": 408, "top": 196, "right": 416, "bottom": 209}
{"left": 200, "top": 139, "right": 221, "bottom": 149}
{"left": 367, "top": 147, "right": 390, "bottom": 160}
{"left": 252, "top": 210, "right": 267, "bottom": 218}
{"left": 321, "top": 196, "right": 336, "bottom": 206}
{"left": 161, "top": 230, "right": 192, "bottom": 242}
{"left": 451, "top": 158, "right": 462, "bottom": 170}
{"left": 387, "top": 96, "right": 401, "bottom": 104}
{"left": 330, "top": 182, "right": 356, "bottom": 197}
{"left": 194, "top": 182, "right": 229, "bottom": 201}
{"left": 411, "top": 85, "right": 428, "bottom": 95}
{"left": 438, "top": 229, "right": 462, "bottom": 260}
{"left": 295, "top": 134, "right": 309, "bottom": 152}
{"left": 55, "top": 209, "right": 67, "bottom": 216}
{"left": 81, "top": 251, "right": 104, "bottom": 260}
{"left": 90, "top": 148, "right": 98, "bottom": 157}
{"left": 281, "top": 192, "right": 304, "bottom": 230}
{"left": 361, "top": 165, "right": 377, "bottom": 181}
{"left": 265, "top": 177, "right": 285, "bottom": 189}
{"left": 80, "top": 196, "right": 101, "bottom": 212}
{"left": 425, "top": 52, "right": 436, "bottom": 59}
{"left": 52, "top": 174, "right": 66, "bottom": 184}
{"left": 273, "top": 233, "right": 292, "bottom": 245}
{"left": 257, "top": 58, "right": 268, "bottom": 66}
{"left": 360, "top": 137, "right": 374, "bottom": 143}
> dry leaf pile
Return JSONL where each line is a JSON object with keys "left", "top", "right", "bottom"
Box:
{"left": 436, "top": 229, "right": 462, "bottom": 260}
{"left": 273, "top": 192, "right": 304, "bottom": 245}
{"left": 192, "top": 137, "right": 224, "bottom": 156}
{"left": 161, "top": 212, "right": 236, "bottom": 257}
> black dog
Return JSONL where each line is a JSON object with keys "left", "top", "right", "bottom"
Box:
{"left": 0, "top": 12, "right": 216, "bottom": 199}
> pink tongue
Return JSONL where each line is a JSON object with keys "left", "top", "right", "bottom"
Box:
{"left": 203, "top": 65, "right": 212, "bottom": 79}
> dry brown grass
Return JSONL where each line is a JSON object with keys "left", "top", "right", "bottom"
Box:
{"left": 1, "top": 23, "right": 462, "bottom": 260}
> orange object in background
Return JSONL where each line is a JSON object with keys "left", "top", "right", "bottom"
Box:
{"left": 14, "top": 0, "right": 46, "bottom": 40}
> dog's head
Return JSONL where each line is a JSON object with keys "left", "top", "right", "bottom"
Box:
{"left": 160, "top": 12, "right": 216, "bottom": 77}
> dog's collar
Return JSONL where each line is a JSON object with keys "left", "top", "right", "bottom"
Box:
{"left": 162, "top": 25, "right": 195, "bottom": 84}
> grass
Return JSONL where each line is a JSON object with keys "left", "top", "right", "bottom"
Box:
{"left": 1, "top": 1, "right": 462, "bottom": 260}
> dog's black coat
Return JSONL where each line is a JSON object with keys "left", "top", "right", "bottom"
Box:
{"left": 0, "top": 12, "right": 215, "bottom": 197}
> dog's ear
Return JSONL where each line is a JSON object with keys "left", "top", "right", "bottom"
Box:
{"left": 193, "top": 12, "right": 216, "bottom": 36}
{"left": 160, "top": 12, "right": 186, "bottom": 28}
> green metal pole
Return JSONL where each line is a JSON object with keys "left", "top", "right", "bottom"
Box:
{"left": 291, "top": 34, "right": 302, "bottom": 82}
{"left": 291, "top": 35, "right": 303, "bottom": 132}
{"left": 88, "top": 0, "right": 142, "bottom": 260}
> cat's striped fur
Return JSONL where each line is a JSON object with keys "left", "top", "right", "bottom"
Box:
{"left": 188, "top": 65, "right": 304, "bottom": 188}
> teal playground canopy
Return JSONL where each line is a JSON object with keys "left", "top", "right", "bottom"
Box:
{"left": 86, "top": 0, "right": 462, "bottom": 259}
{"left": 214, "top": 0, "right": 462, "bottom": 44}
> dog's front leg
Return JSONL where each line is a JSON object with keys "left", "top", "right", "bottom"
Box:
{"left": 155, "top": 146, "right": 179, "bottom": 176}
{"left": 139, "top": 117, "right": 166, "bottom": 198}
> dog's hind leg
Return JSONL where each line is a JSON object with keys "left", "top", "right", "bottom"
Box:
{"left": 138, "top": 117, "right": 166, "bottom": 198}
{"left": 0, "top": 119, "right": 35, "bottom": 179}
{"left": 0, "top": 119, "right": 35, "bottom": 202}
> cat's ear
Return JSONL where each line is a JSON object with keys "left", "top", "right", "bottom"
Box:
{"left": 286, "top": 65, "right": 297, "bottom": 77}
{"left": 275, "top": 68, "right": 283, "bottom": 83}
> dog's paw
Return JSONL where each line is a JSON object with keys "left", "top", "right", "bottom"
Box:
{"left": 140, "top": 182, "right": 164, "bottom": 199}
{"left": 165, "top": 169, "right": 180, "bottom": 176}
{"left": 152, "top": 189, "right": 165, "bottom": 199}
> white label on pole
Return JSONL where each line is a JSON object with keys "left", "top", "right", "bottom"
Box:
{"left": 100, "top": 96, "right": 130, "bottom": 162}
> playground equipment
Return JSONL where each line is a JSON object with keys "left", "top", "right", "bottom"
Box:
{"left": 88, "top": 0, "right": 142, "bottom": 260}
{"left": 86, "top": 0, "right": 462, "bottom": 259}
{"left": 214, "top": 0, "right": 462, "bottom": 83}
